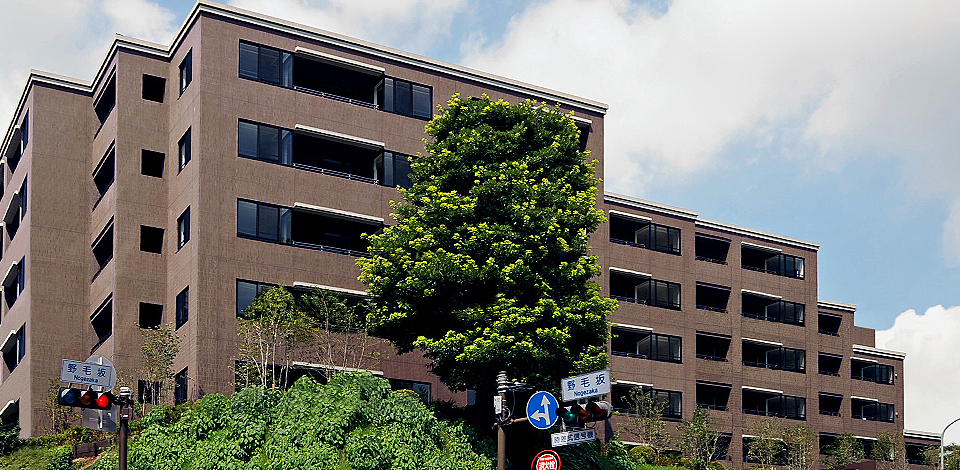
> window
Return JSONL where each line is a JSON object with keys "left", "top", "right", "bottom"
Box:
{"left": 818, "top": 353, "right": 842, "bottom": 376}
{"left": 851, "top": 398, "right": 894, "bottom": 422}
{"left": 742, "top": 244, "right": 805, "bottom": 279}
{"left": 138, "top": 379, "right": 162, "bottom": 405}
{"left": 609, "top": 269, "right": 681, "bottom": 310}
{"left": 741, "top": 341, "right": 806, "bottom": 373}
{"left": 819, "top": 393, "right": 842, "bottom": 416}
{"left": 696, "top": 332, "right": 730, "bottom": 362}
{"left": 175, "top": 287, "right": 188, "bottom": 329}
{"left": 91, "top": 296, "right": 113, "bottom": 346}
{"left": 3, "top": 258, "right": 25, "bottom": 308}
{"left": 389, "top": 379, "right": 431, "bottom": 402}
{"left": 696, "top": 381, "right": 731, "bottom": 411}
{"left": 178, "top": 128, "right": 191, "bottom": 171}
{"left": 141, "top": 150, "right": 165, "bottom": 177}
{"left": 139, "top": 225, "right": 164, "bottom": 254}
{"left": 818, "top": 312, "right": 841, "bottom": 336}
{"left": 611, "top": 385, "right": 682, "bottom": 418}
{"left": 92, "top": 220, "right": 114, "bottom": 273}
{"left": 237, "top": 199, "right": 382, "bottom": 256}
{"left": 20, "top": 112, "right": 27, "bottom": 151}
{"left": 741, "top": 292, "right": 805, "bottom": 326}
{"left": 142, "top": 74, "right": 166, "bottom": 102}
{"left": 174, "top": 367, "right": 188, "bottom": 404}
{"left": 378, "top": 77, "right": 433, "bottom": 119}
{"left": 239, "top": 41, "right": 292, "bottom": 87}
{"left": 851, "top": 359, "right": 894, "bottom": 384}
{"left": 696, "top": 282, "right": 730, "bottom": 312}
{"left": 609, "top": 214, "right": 681, "bottom": 255}
{"left": 94, "top": 73, "right": 116, "bottom": 124}
{"left": 2, "top": 325, "right": 25, "bottom": 372}
{"left": 238, "top": 120, "right": 291, "bottom": 164}
{"left": 695, "top": 233, "right": 729, "bottom": 264}
{"left": 4, "top": 176, "right": 28, "bottom": 240}
{"left": 179, "top": 50, "right": 192, "bottom": 94}
{"left": 6, "top": 113, "right": 27, "bottom": 172}
{"left": 610, "top": 326, "right": 681, "bottom": 363}
{"left": 236, "top": 279, "right": 275, "bottom": 317}
{"left": 139, "top": 302, "right": 163, "bottom": 328}
{"left": 374, "top": 152, "right": 413, "bottom": 189}
{"left": 93, "top": 145, "right": 115, "bottom": 199}
{"left": 177, "top": 207, "right": 190, "bottom": 249}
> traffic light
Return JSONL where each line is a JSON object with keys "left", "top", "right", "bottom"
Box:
{"left": 58, "top": 387, "right": 115, "bottom": 410}
{"left": 556, "top": 401, "right": 613, "bottom": 426}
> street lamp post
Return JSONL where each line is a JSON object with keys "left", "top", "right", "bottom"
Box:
{"left": 941, "top": 417, "right": 960, "bottom": 470}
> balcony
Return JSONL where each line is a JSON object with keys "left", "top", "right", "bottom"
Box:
{"left": 818, "top": 312, "right": 842, "bottom": 336}
{"left": 696, "top": 282, "right": 730, "bottom": 313}
{"left": 818, "top": 352, "right": 842, "bottom": 376}
{"left": 608, "top": 211, "right": 680, "bottom": 255}
{"left": 851, "top": 359, "right": 895, "bottom": 385}
{"left": 239, "top": 41, "right": 432, "bottom": 119}
{"left": 742, "top": 387, "right": 806, "bottom": 420}
{"left": 611, "top": 384, "right": 682, "bottom": 419}
{"left": 238, "top": 199, "right": 384, "bottom": 257}
{"left": 609, "top": 268, "right": 681, "bottom": 310}
{"left": 611, "top": 325, "right": 681, "bottom": 363}
{"left": 741, "top": 290, "right": 805, "bottom": 326}
{"left": 697, "top": 381, "right": 731, "bottom": 411}
{"left": 819, "top": 392, "right": 842, "bottom": 417}
{"left": 742, "top": 339, "right": 806, "bottom": 373}
{"left": 742, "top": 243, "right": 804, "bottom": 279}
{"left": 851, "top": 397, "right": 894, "bottom": 422}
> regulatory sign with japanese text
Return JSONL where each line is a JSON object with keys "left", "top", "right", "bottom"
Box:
{"left": 531, "top": 450, "right": 561, "bottom": 470}
{"left": 60, "top": 359, "right": 116, "bottom": 389}
{"left": 551, "top": 429, "right": 597, "bottom": 447}
{"left": 560, "top": 369, "right": 610, "bottom": 401}
{"left": 526, "top": 391, "right": 560, "bottom": 430}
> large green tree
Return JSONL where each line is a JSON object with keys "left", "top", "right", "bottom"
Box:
{"left": 359, "top": 95, "right": 615, "bottom": 393}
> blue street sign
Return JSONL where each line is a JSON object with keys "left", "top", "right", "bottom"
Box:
{"left": 526, "top": 391, "right": 560, "bottom": 430}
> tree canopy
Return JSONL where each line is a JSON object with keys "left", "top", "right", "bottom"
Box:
{"left": 359, "top": 95, "right": 616, "bottom": 392}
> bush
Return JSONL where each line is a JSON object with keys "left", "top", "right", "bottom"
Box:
{"left": 0, "top": 426, "right": 23, "bottom": 456}
{"left": 44, "top": 445, "right": 74, "bottom": 470}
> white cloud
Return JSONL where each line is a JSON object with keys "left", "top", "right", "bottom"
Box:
{"left": 877, "top": 306, "right": 960, "bottom": 436}
{"left": 460, "top": 1, "right": 960, "bottom": 253}
{"left": 0, "top": 0, "right": 177, "bottom": 126}
{"left": 227, "top": 0, "right": 468, "bottom": 55}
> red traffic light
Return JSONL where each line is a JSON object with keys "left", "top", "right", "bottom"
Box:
{"left": 585, "top": 401, "right": 612, "bottom": 421}
{"left": 57, "top": 387, "right": 115, "bottom": 410}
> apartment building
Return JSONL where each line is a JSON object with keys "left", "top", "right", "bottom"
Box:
{"left": 0, "top": 0, "right": 936, "bottom": 466}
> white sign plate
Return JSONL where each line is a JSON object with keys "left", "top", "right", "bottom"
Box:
{"left": 82, "top": 407, "right": 117, "bottom": 433}
{"left": 60, "top": 359, "right": 116, "bottom": 389}
{"left": 560, "top": 369, "right": 611, "bottom": 401}
{"left": 551, "top": 429, "right": 597, "bottom": 447}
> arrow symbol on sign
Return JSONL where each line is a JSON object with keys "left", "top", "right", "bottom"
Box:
{"left": 530, "top": 395, "right": 551, "bottom": 425}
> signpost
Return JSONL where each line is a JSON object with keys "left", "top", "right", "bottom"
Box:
{"left": 531, "top": 450, "right": 561, "bottom": 470}
{"left": 551, "top": 429, "right": 597, "bottom": 447}
{"left": 526, "top": 391, "right": 560, "bottom": 430}
{"left": 560, "top": 369, "right": 610, "bottom": 402}
{"left": 60, "top": 358, "right": 116, "bottom": 390}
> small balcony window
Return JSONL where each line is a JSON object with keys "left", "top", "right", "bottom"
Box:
{"left": 696, "top": 381, "right": 731, "bottom": 411}
{"left": 819, "top": 393, "right": 842, "bottom": 416}
{"left": 92, "top": 220, "right": 114, "bottom": 276}
{"left": 139, "top": 302, "right": 163, "bottom": 329}
{"left": 851, "top": 397, "right": 894, "bottom": 422}
{"left": 177, "top": 207, "right": 190, "bottom": 249}
{"left": 236, "top": 279, "right": 276, "bottom": 317}
{"left": 142, "top": 74, "right": 166, "bottom": 103}
{"left": 818, "top": 353, "right": 842, "bottom": 376}
{"left": 611, "top": 384, "right": 682, "bottom": 418}
{"left": 179, "top": 50, "right": 192, "bottom": 95}
{"left": 742, "top": 388, "right": 805, "bottom": 420}
{"left": 377, "top": 77, "right": 433, "bottom": 119}
{"left": 1, "top": 325, "right": 25, "bottom": 372}
{"left": 4, "top": 176, "right": 27, "bottom": 240}
{"left": 91, "top": 296, "right": 113, "bottom": 349}
{"left": 742, "top": 243, "right": 804, "bottom": 279}
{"left": 696, "top": 332, "right": 730, "bottom": 362}
{"left": 176, "top": 287, "right": 189, "bottom": 329}
{"left": 93, "top": 145, "right": 115, "bottom": 200}
{"left": 818, "top": 312, "right": 841, "bottom": 336}
{"left": 695, "top": 234, "right": 729, "bottom": 264}
{"left": 178, "top": 128, "right": 191, "bottom": 171}
{"left": 696, "top": 282, "right": 729, "bottom": 312}
{"left": 94, "top": 73, "right": 116, "bottom": 124}
{"left": 3, "top": 258, "right": 25, "bottom": 308}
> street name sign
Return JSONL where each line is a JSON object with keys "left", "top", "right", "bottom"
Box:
{"left": 526, "top": 391, "right": 560, "bottom": 430}
{"left": 60, "top": 359, "right": 116, "bottom": 389}
{"left": 560, "top": 369, "right": 610, "bottom": 401}
{"left": 551, "top": 429, "right": 597, "bottom": 447}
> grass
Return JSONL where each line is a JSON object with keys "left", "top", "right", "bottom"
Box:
{"left": 0, "top": 445, "right": 64, "bottom": 470}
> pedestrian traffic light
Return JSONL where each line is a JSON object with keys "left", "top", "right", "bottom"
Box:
{"left": 58, "top": 387, "right": 115, "bottom": 410}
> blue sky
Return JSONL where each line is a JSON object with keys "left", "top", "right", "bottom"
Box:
{"left": 2, "top": 0, "right": 959, "bottom": 433}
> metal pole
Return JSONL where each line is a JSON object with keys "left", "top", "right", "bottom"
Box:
{"left": 497, "top": 371, "right": 508, "bottom": 470}
{"left": 941, "top": 417, "right": 960, "bottom": 470}
{"left": 118, "top": 387, "right": 133, "bottom": 470}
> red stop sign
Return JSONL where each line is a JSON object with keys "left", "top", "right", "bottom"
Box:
{"left": 531, "top": 450, "right": 561, "bottom": 470}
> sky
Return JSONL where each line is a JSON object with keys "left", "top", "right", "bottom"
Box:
{"left": 2, "top": 0, "right": 959, "bottom": 436}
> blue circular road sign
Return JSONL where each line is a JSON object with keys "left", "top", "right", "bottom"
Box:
{"left": 526, "top": 391, "right": 560, "bottom": 430}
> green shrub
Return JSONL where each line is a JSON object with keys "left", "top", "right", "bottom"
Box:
{"left": 0, "top": 426, "right": 23, "bottom": 456}
{"left": 44, "top": 445, "right": 74, "bottom": 470}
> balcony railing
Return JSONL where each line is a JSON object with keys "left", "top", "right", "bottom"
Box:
{"left": 819, "top": 371, "right": 840, "bottom": 377}
{"left": 743, "top": 409, "right": 779, "bottom": 417}
{"left": 696, "top": 354, "right": 728, "bottom": 362}
{"left": 697, "top": 304, "right": 727, "bottom": 313}
{"left": 292, "top": 241, "right": 368, "bottom": 258}
{"left": 611, "top": 295, "right": 647, "bottom": 305}
{"left": 294, "top": 86, "right": 378, "bottom": 109}
{"left": 696, "top": 255, "right": 727, "bottom": 265}
{"left": 610, "top": 238, "right": 645, "bottom": 249}
{"left": 818, "top": 329, "right": 840, "bottom": 336}
{"left": 699, "top": 404, "right": 728, "bottom": 411}
{"left": 819, "top": 410, "right": 840, "bottom": 416}
{"left": 292, "top": 163, "right": 379, "bottom": 185}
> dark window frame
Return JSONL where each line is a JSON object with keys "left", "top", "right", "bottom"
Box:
{"left": 138, "top": 302, "right": 163, "bottom": 329}
{"left": 174, "top": 367, "right": 188, "bottom": 404}
{"left": 91, "top": 218, "right": 115, "bottom": 277}
{"left": 177, "top": 207, "right": 190, "bottom": 250}
{"left": 94, "top": 73, "right": 117, "bottom": 125}
{"left": 236, "top": 279, "right": 277, "bottom": 317}
{"left": 142, "top": 74, "right": 166, "bottom": 103}
{"left": 175, "top": 287, "right": 189, "bottom": 329}
{"left": 141, "top": 149, "right": 165, "bottom": 178}
{"left": 90, "top": 295, "right": 113, "bottom": 348}
{"left": 140, "top": 225, "right": 164, "bottom": 254}
{"left": 93, "top": 144, "right": 116, "bottom": 202}
{"left": 179, "top": 50, "right": 192, "bottom": 95}
{"left": 178, "top": 128, "right": 191, "bottom": 172}
{"left": 2, "top": 324, "right": 25, "bottom": 372}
